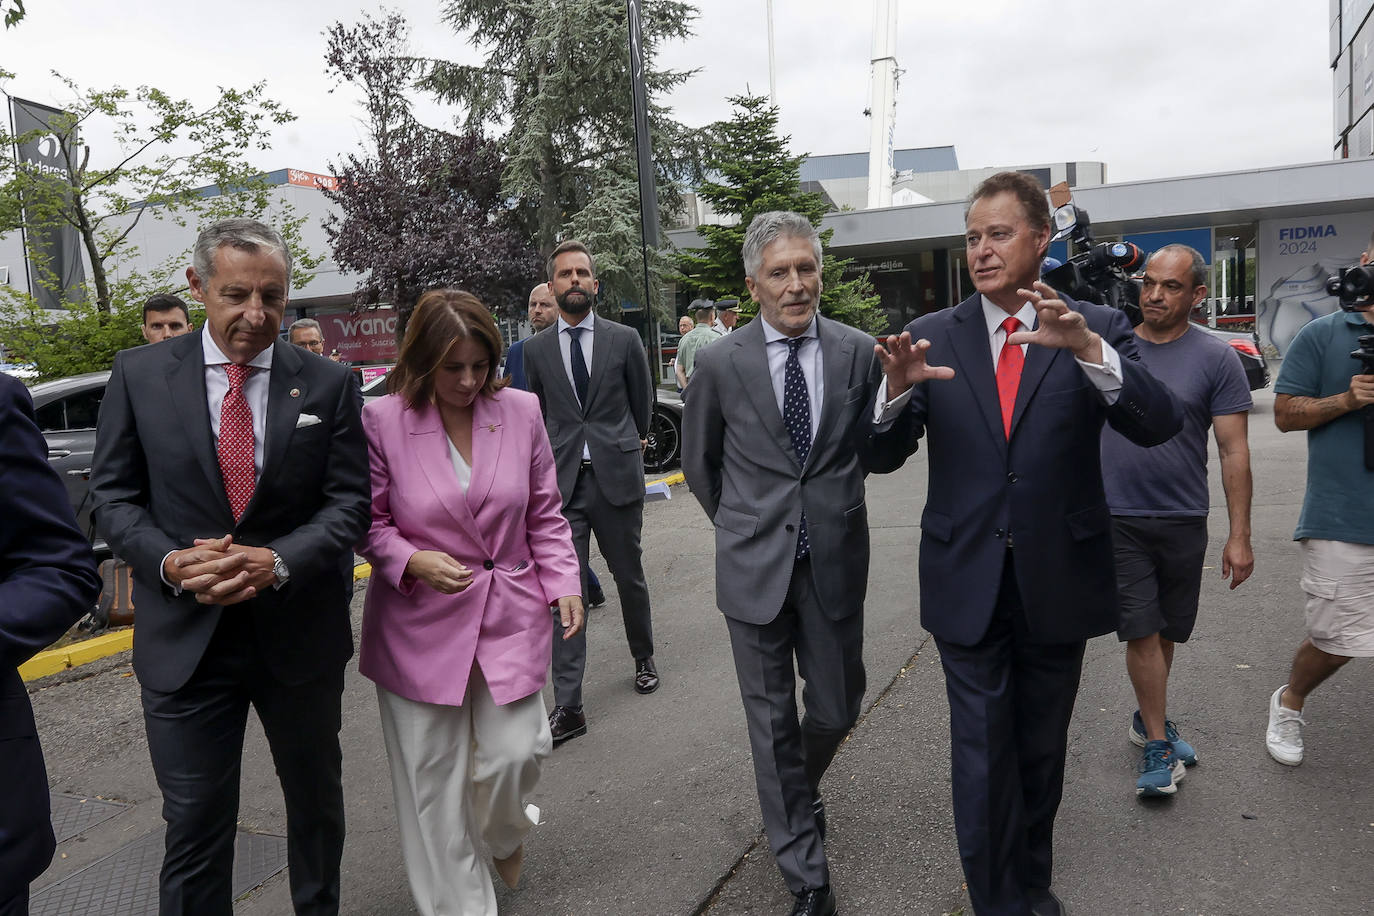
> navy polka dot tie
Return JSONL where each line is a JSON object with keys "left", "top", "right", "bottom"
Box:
{"left": 783, "top": 337, "right": 811, "bottom": 560}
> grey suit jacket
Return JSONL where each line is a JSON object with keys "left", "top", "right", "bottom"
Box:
{"left": 523, "top": 316, "right": 654, "bottom": 507}
{"left": 90, "top": 334, "right": 372, "bottom": 693}
{"left": 681, "top": 316, "right": 914, "bottom": 625}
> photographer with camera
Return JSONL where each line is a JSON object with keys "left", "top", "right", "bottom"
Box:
{"left": 1101, "top": 245, "right": 1254, "bottom": 798}
{"left": 1265, "top": 232, "right": 1374, "bottom": 766}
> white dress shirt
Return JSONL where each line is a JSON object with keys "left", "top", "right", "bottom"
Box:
{"left": 556, "top": 311, "right": 596, "bottom": 459}
{"left": 874, "top": 294, "right": 1123, "bottom": 420}
{"left": 762, "top": 317, "right": 823, "bottom": 440}
{"left": 202, "top": 326, "right": 274, "bottom": 477}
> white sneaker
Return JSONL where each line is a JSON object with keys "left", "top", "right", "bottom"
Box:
{"left": 1266, "top": 685, "right": 1306, "bottom": 766}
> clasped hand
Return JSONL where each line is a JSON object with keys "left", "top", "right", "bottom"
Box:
{"left": 163, "top": 534, "right": 277, "bottom": 606}
{"left": 404, "top": 551, "right": 586, "bottom": 638}
{"left": 406, "top": 550, "right": 474, "bottom": 595}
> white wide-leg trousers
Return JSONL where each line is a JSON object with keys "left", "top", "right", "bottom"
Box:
{"left": 377, "top": 667, "right": 551, "bottom": 916}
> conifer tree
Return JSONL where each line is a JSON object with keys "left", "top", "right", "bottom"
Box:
{"left": 419, "top": 0, "right": 702, "bottom": 316}
{"left": 676, "top": 94, "right": 885, "bottom": 334}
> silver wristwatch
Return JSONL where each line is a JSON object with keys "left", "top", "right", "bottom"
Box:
{"left": 270, "top": 550, "right": 290, "bottom": 586}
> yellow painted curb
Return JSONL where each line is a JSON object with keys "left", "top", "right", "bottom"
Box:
{"left": 354, "top": 563, "right": 372, "bottom": 581}
{"left": 20, "top": 629, "right": 134, "bottom": 683}
{"left": 649, "top": 471, "right": 685, "bottom": 487}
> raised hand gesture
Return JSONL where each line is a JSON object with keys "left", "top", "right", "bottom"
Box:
{"left": 874, "top": 332, "right": 956, "bottom": 399}
{"left": 1008, "top": 281, "right": 1103, "bottom": 363}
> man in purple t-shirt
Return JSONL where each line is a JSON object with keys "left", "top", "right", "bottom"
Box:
{"left": 1100, "top": 244, "right": 1254, "bottom": 798}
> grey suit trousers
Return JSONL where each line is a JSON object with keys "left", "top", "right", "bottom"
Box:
{"left": 723, "top": 557, "right": 866, "bottom": 894}
{"left": 551, "top": 464, "right": 653, "bottom": 708}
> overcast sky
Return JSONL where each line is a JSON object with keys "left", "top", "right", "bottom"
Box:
{"left": 0, "top": 0, "right": 1334, "bottom": 186}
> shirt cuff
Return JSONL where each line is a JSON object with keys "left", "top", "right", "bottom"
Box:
{"left": 1075, "top": 338, "right": 1123, "bottom": 405}
{"left": 160, "top": 550, "right": 184, "bottom": 596}
{"left": 872, "top": 377, "right": 914, "bottom": 429}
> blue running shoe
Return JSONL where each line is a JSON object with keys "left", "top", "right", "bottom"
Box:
{"left": 1136, "top": 739, "right": 1185, "bottom": 797}
{"left": 1130, "top": 710, "right": 1198, "bottom": 766}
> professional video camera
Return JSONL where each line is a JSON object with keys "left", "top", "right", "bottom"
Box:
{"left": 1040, "top": 197, "right": 1146, "bottom": 325}
{"left": 1325, "top": 264, "right": 1374, "bottom": 311}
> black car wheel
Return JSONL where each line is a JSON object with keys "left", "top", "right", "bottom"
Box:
{"left": 644, "top": 404, "right": 682, "bottom": 473}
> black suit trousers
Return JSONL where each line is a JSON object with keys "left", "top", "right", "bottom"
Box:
{"left": 935, "top": 554, "right": 1085, "bottom": 916}
{"left": 141, "top": 610, "right": 345, "bottom": 916}
{"left": 552, "top": 464, "right": 653, "bottom": 708}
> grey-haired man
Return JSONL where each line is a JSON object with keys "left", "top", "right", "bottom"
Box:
{"left": 92, "top": 218, "right": 370, "bottom": 915}
{"left": 683, "top": 211, "right": 916, "bottom": 916}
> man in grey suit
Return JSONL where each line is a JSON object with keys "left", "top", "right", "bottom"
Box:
{"left": 682, "top": 212, "right": 917, "bottom": 916}
{"left": 523, "top": 240, "right": 657, "bottom": 745}
{"left": 91, "top": 219, "right": 371, "bottom": 915}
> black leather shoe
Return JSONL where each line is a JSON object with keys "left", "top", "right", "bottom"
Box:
{"left": 634, "top": 657, "right": 659, "bottom": 694}
{"left": 812, "top": 796, "right": 827, "bottom": 842}
{"left": 1029, "top": 888, "right": 1068, "bottom": 916}
{"left": 788, "top": 884, "right": 837, "bottom": 916}
{"left": 587, "top": 584, "right": 606, "bottom": 608}
{"left": 549, "top": 705, "right": 586, "bottom": 745}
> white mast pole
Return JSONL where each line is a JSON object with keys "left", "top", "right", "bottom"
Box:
{"left": 767, "top": 0, "right": 777, "bottom": 105}
{"left": 866, "top": 0, "right": 898, "bottom": 209}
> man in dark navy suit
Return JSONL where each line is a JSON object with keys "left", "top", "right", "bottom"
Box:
{"left": 875, "top": 172, "right": 1181, "bottom": 915}
{"left": 0, "top": 373, "right": 101, "bottom": 916}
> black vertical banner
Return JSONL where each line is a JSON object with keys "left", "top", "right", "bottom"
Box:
{"left": 10, "top": 98, "right": 86, "bottom": 311}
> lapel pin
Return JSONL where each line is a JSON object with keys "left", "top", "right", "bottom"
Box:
{"left": 290, "top": 388, "right": 301, "bottom": 398}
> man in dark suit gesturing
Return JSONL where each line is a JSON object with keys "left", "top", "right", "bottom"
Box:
{"left": 91, "top": 219, "right": 371, "bottom": 915}
{"left": 0, "top": 374, "right": 101, "bottom": 916}
{"left": 875, "top": 173, "right": 1181, "bottom": 916}
{"left": 523, "top": 240, "right": 657, "bottom": 744}
{"left": 681, "top": 212, "right": 917, "bottom": 916}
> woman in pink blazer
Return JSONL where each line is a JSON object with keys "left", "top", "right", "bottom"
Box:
{"left": 358, "top": 289, "right": 583, "bottom": 915}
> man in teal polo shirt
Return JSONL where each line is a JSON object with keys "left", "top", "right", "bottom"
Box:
{"left": 1265, "top": 231, "right": 1374, "bottom": 766}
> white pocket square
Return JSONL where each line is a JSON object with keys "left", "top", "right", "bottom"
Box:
{"left": 296, "top": 414, "right": 322, "bottom": 428}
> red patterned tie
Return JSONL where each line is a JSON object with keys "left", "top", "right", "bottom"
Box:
{"left": 219, "top": 364, "right": 256, "bottom": 521}
{"left": 996, "top": 316, "right": 1023, "bottom": 440}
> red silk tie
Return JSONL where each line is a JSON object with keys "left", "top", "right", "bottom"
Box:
{"left": 219, "top": 364, "right": 256, "bottom": 521}
{"left": 996, "top": 316, "right": 1023, "bottom": 440}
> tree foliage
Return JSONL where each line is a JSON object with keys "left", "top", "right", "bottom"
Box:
{"left": 675, "top": 94, "right": 886, "bottom": 334}
{"left": 1, "top": 295, "right": 203, "bottom": 382}
{"left": 2, "top": 0, "right": 24, "bottom": 28}
{"left": 418, "top": 0, "right": 704, "bottom": 316}
{"left": 321, "top": 11, "right": 539, "bottom": 333}
{"left": 0, "top": 71, "right": 316, "bottom": 378}
{"left": 0, "top": 72, "right": 318, "bottom": 315}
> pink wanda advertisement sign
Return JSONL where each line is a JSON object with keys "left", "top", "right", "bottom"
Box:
{"left": 317, "top": 308, "right": 399, "bottom": 363}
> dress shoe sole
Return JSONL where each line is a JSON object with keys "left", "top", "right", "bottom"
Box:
{"left": 551, "top": 723, "right": 587, "bottom": 746}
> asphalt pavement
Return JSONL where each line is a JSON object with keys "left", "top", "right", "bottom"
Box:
{"left": 28, "top": 385, "right": 1374, "bottom": 915}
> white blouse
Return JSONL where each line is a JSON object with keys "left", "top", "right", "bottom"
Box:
{"left": 446, "top": 435, "right": 472, "bottom": 494}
